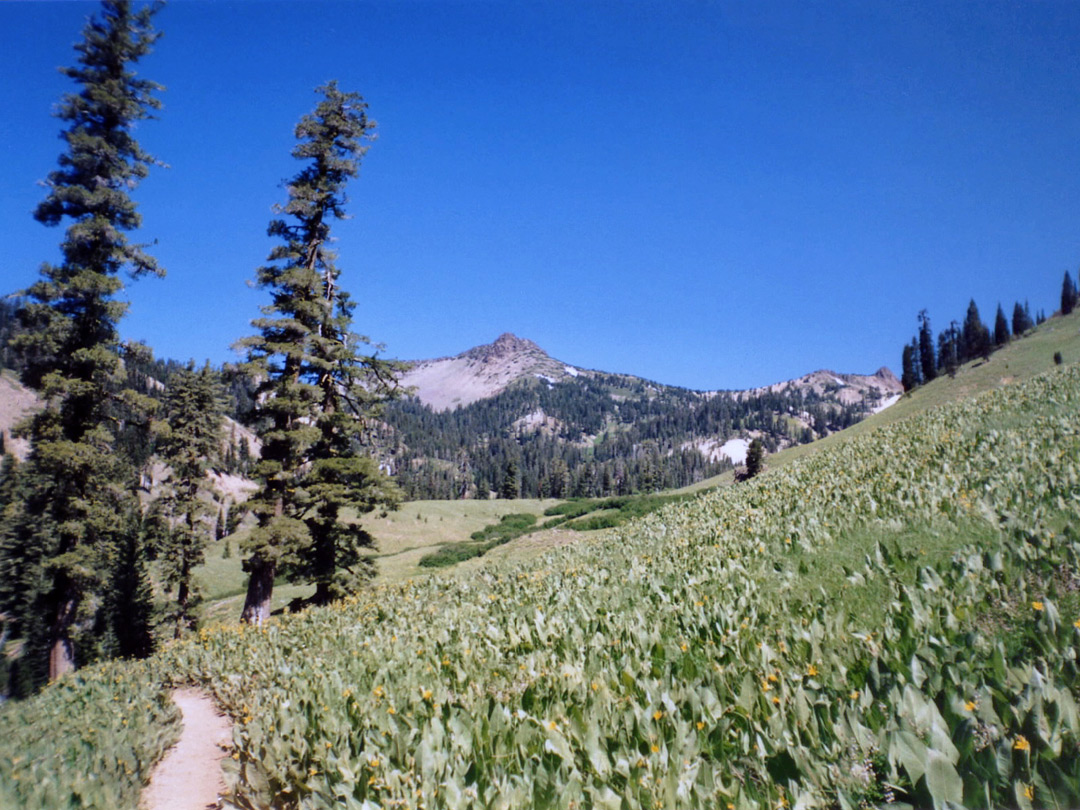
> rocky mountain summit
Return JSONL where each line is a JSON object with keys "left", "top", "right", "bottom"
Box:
{"left": 400, "top": 333, "right": 585, "bottom": 411}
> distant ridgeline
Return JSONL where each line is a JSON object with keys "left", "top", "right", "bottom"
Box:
{"left": 0, "top": 294, "right": 882, "bottom": 501}
{"left": 380, "top": 371, "right": 877, "bottom": 501}
{"left": 900, "top": 270, "right": 1075, "bottom": 391}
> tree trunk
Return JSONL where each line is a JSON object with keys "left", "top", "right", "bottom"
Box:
{"left": 240, "top": 558, "right": 275, "bottom": 625}
{"left": 48, "top": 591, "right": 78, "bottom": 681}
{"left": 312, "top": 581, "right": 332, "bottom": 605}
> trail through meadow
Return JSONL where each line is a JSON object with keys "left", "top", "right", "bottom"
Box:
{"left": 140, "top": 689, "right": 231, "bottom": 810}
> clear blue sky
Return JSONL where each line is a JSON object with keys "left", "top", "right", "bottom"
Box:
{"left": 3, "top": 1, "right": 1078, "bottom": 390}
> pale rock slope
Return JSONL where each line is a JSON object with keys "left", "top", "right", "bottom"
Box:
{"left": 400, "top": 333, "right": 583, "bottom": 411}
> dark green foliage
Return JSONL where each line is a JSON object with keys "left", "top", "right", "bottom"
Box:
{"left": 900, "top": 340, "right": 920, "bottom": 391}
{"left": 1013, "top": 301, "right": 1034, "bottom": 336}
{"left": 470, "top": 512, "right": 537, "bottom": 542}
{"left": 937, "top": 321, "right": 960, "bottom": 376}
{"left": 3, "top": 0, "right": 164, "bottom": 683}
{"left": 993, "top": 303, "right": 1010, "bottom": 347}
{"left": 961, "top": 299, "right": 992, "bottom": 362}
{"left": 418, "top": 513, "right": 538, "bottom": 568}
{"left": 500, "top": 460, "right": 520, "bottom": 499}
{"left": 918, "top": 310, "right": 937, "bottom": 383}
{"left": 0, "top": 297, "right": 27, "bottom": 373}
{"left": 95, "top": 517, "right": 155, "bottom": 661}
{"left": 149, "top": 363, "right": 224, "bottom": 637}
{"left": 1062, "top": 270, "right": 1078, "bottom": 316}
{"left": 237, "top": 82, "right": 402, "bottom": 621}
{"left": 745, "top": 437, "right": 765, "bottom": 478}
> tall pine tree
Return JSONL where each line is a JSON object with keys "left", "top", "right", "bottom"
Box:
{"left": 237, "top": 83, "right": 402, "bottom": 622}
{"left": 6, "top": 0, "right": 163, "bottom": 683}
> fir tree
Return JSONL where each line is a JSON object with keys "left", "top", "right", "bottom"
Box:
{"left": 5, "top": 0, "right": 163, "bottom": 682}
{"left": 1012, "top": 301, "right": 1033, "bottom": 336}
{"left": 237, "top": 83, "right": 402, "bottom": 621}
{"left": 500, "top": 460, "right": 520, "bottom": 500}
{"left": 151, "top": 363, "right": 224, "bottom": 637}
{"left": 901, "top": 340, "right": 920, "bottom": 391}
{"left": 745, "top": 438, "right": 764, "bottom": 479}
{"left": 993, "top": 303, "right": 1010, "bottom": 347}
{"left": 917, "top": 310, "right": 936, "bottom": 383}
{"left": 938, "top": 321, "right": 961, "bottom": 377}
{"left": 961, "top": 299, "right": 991, "bottom": 362}
{"left": 1062, "top": 270, "right": 1078, "bottom": 316}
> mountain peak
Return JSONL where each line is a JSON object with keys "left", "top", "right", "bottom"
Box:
{"left": 463, "top": 333, "right": 545, "bottom": 362}
{"left": 402, "top": 334, "right": 569, "bottom": 411}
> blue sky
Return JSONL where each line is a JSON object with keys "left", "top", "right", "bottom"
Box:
{"left": 2, "top": 1, "right": 1078, "bottom": 390}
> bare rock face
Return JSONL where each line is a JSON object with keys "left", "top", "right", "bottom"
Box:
{"left": 400, "top": 333, "right": 581, "bottom": 411}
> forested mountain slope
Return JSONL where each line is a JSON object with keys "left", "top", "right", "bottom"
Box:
{"left": 387, "top": 333, "right": 900, "bottom": 499}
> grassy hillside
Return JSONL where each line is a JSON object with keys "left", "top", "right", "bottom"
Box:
{"left": 682, "top": 308, "right": 1080, "bottom": 494}
{"left": 3, "top": 343, "right": 1079, "bottom": 808}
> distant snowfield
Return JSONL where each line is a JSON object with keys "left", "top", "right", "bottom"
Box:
{"left": 719, "top": 437, "right": 750, "bottom": 465}
{"left": 686, "top": 436, "right": 750, "bottom": 465}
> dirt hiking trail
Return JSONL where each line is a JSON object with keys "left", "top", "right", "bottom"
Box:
{"left": 140, "top": 689, "right": 232, "bottom": 810}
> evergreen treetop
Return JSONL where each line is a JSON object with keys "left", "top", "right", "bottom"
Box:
{"left": 1062, "top": 270, "right": 1078, "bottom": 316}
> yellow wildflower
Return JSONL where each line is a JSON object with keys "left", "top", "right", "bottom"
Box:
{"left": 653, "top": 710, "right": 663, "bottom": 721}
{"left": 696, "top": 721, "right": 705, "bottom": 730}
{"left": 1024, "top": 784, "right": 1034, "bottom": 800}
{"left": 1032, "top": 601, "right": 1044, "bottom": 611}
{"left": 1014, "top": 735, "right": 1031, "bottom": 752}
{"left": 807, "top": 665, "right": 818, "bottom": 677}
{"left": 964, "top": 701, "right": 976, "bottom": 712}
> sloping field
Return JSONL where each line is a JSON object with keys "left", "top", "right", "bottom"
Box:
{"left": 3, "top": 361, "right": 1080, "bottom": 809}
